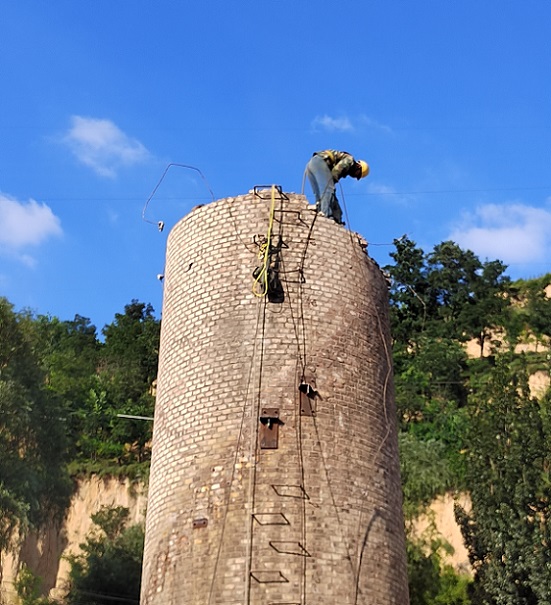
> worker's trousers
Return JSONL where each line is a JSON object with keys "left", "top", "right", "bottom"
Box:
{"left": 305, "top": 155, "right": 343, "bottom": 224}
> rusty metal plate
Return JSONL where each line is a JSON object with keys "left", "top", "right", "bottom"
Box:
{"left": 260, "top": 421, "right": 279, "bottom": 449}
{"left": 192, "top": 518, "right": 208, "bottom": 529}
{"left": 260, "top": 407, "right": 280, "bottom": 420}
{"left": 260, "top": 407, "right": 280, "bottom": 449}
{"left": 300, "top": 390, "right": 313, "bottom": 416}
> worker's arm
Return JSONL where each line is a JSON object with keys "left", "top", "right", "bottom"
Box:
{"left": 330, "top": 152, "right": 355, "bottom": 181}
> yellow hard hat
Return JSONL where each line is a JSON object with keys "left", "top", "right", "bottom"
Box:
{"left": 358, "top": 160, "right": 370, "bottom": 179}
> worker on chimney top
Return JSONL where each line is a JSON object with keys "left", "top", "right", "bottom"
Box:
{"left": 305, "top": 150, "right": 369, "bottom": 225}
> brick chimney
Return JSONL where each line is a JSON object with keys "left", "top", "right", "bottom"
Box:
{"left": 141, "top": 189, "right": 409, "bottom": 605}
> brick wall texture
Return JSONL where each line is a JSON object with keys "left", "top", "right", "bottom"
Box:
{"left": 141, "top": 190, "right": 409, "bottom": 605}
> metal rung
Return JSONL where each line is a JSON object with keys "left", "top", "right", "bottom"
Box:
{"left": 253, "top": 185, "right": 289, "bottom": 200}
{"left": 253, "top": 512, "right": 290, "bottom": 526}
{"left": 271, "top": 484, "right": 309, "bottom": 500}
{"left": 269, "top": 541, "right": 311, "bottom": 557}
{"left": 272, "top": 209, "right": 307, "bottom": 224}
{"left": 250, "top": 570, "right": 288, "bottom": 584}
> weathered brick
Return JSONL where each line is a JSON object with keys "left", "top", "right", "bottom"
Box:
{"left": 141, "top": 191, "right": 409, "bottom": 605}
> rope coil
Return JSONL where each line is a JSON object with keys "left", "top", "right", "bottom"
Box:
{"left": 252, "top": 185, "right": 277, "bottom": 297}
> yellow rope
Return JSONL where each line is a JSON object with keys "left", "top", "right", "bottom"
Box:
{"left": 252, "top": 185, "right": 277, "bottom": 297}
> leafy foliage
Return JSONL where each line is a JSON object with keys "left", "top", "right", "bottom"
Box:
{"left": 0, "top": 298, "right": 159, "bottom": 550}
{"left": 65, "top": 506, "right": 144, "bottom": 605}
{"left": 0, "top": 298, "right": 72, "bottom": 550}
{"left": 407, "top": 533, "right": 471, "bottom": 605}
{"left": 386, "top": 239, "right": 551, "bottom": 604}
{"left": 3, "top": 239, "right": 551, "bottom": 605}
{"left": 456, "top": 356, "right": 551, "bottom": 604}
{"left": 14, "top": 564, "right": 53, "bottom": 605}
{"left": 385, "top": 236, "right": 511, "bottom": 352}
{"left": 31, "top": 314, "right": 100, "bottom": 460}
{"left": 96, "top": 301, "right": 160, "bottom": 464}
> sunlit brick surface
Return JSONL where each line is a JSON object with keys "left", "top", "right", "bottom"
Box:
{"left": 141, "top": 191, "right": 409, "bottom": 605}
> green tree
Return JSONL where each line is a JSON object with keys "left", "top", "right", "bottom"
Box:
{"left": 456, "top": 356, "right": 551, "bottom": 604}
{"left": 524, "top": 276, "right": 551, "bottom": 346}
{"left": 64, "top": 301, "right": 160, "bottom": 468}
{"left": 395, "top": 335, "right": 469, "bottom": 495}
{"left": 14, "top": 564, "right": 53, "bottom": 605}
{"left": 385, "top": 236, "right": 436, "bottom": 346}
{"left": 427, "top": 242, "right": 510, "bottom": 352}
{"left": 31, "top": 314, "right": 99, "bottom": 458}
{"left": 97, "top": 301, "right": 160, "bottom": 464}
{"left": 65, "top": 506, "right": 144, "bottom": 605}
{"left": 400, "top": 433, "right": 455, "bottom": 519}
{"left": 0, "top": 299, "right": 72, "bottom": 549}
{"left": 407, "top": 534, "right": 471, "bottom": 605}
{"left": 386, "top": 238, "right": 510, "bottom": 355}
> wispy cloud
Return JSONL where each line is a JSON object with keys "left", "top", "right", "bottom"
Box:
{"left": 449, "top": 202, "right": 551, "bottom": 264}
{"left": 311, "top": 113, "right": 393, "bottom": 136}
{"left": 368, "top": 182, "right": 398, "bottom": 196}
{"left": 63, "top": 116, "right": 149, "bottom": 178}
{"left": 311, "top": 114, "right": 354, "bottom": 133}
{"left": 366, "top": 182, "right": 416, "bottom": 206}
{"left": 0, "top": 194, "right": 62, "bottom": 264}
{"left": 106, "top": 207, "right": 120, "bottom": 225}
{"left": 359, "top": 115, "right": 393, "bottom": 134}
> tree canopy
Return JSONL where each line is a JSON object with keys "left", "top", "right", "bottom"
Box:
{"left": 0, "top": 298, "right": 72, "bottom": 550}
{"left": 456, "top": 357, "right": 551, "bottom": 605}
{"left": 3, "top": 239, "right": 551, "bottom": 605}
{"left": 385, "top": 236, "right": 511, "bottom": 354}
{"left": 0, "top": 297, "right": 159, "bottom": 551}
{"left": 65, "top": 506, "right": 144, "bottom": 605}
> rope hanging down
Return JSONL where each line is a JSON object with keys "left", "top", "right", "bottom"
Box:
{"left": 252, "top": 185, "right": 277, "bottom": 297}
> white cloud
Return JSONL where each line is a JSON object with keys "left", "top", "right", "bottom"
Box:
{"left": 106, "top": 208, "right": 119, "bottom": 225}
{"left": 19, "top": 254, "right": 37, "bottom": 268}
{"left": 63, "top": 116, "right": 149, "bottom": 177}
{"left": 449, "top": 203, "right": 551, "bottom": 264}
{"left": 311, "top": 113, "right": 393, "bottom": 136}
{"left": 0, "top": 194, "right": 62, "bottom": 251}
{"left": 366, "top": 182, "right": 416, "bottom": 207}
{"left": 311, "top": 114, "right": 354, "bottom": 133}
{"left": 359, "top": 115, "right": 393, "bottom": 134}
{"left": 368, "top": 182, "right": 398, "bottom": 196}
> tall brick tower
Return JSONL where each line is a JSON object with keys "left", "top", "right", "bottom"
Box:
{"left": 140, "top": 189, "right": 409, "bottom": 605}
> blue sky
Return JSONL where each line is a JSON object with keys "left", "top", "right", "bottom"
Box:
{"left": 1, "top": 1, "right": 551, "bottom": 330}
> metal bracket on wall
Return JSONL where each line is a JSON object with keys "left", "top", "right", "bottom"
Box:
{"left": 269, "top": 541, "right": 311, "bottom": 557}
{"left": 271, "top": 484, "right": 310, "bottom": 500}
{"left": 299, "top": 382, "right": 317, "bottom": 416}
{"left": 253, "top": 512, "right": 290, "bottom": 526}
{"left": 250, "top": 571, "right": 289, "bottom": 584}
{"left": 260, "top": 407, "right": 280, "bottom": 449}
{"left": 253, "top": 185, "right": 289, "bottom": 201}
{"left": 192, "top": 518, "right": 208, "bottom": 529}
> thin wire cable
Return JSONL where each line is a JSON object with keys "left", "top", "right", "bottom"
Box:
{"left": 279, "top": 209, "right": 317, "bottom": 377}
{"left": 277, "top": 201, "right": 312, "bottom": 605}
{"left": 207, "top": 283, "right": 265, "bottom": 605}
{"left": 281, "top": 198, "right": 358, "bottom": 596}
{"left": 310, "top": 411, "right": 359, "bottom": 580}
{"left": 348, "top": 230, "right": 395, "bottom": 601}
{"left": 225, "top": 194, "right": 259, "bottom": 253}
{"left": 244, "top": 293, "right": 269, "bottom": 605}
{"left": 24, "top": 184, "right": 551, "bottom": 205}
{"left": 142, "top": 162, "right": 215, "bottom": 227}
{"left": 336, "top": 184, "right": 398, "bottom": 601}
